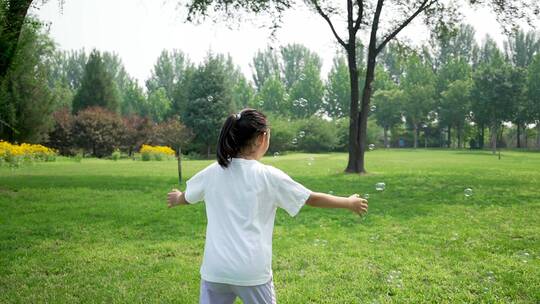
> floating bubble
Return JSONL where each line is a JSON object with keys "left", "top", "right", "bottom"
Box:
{"left": 368, "top": 144, "right": 375, "bottom": 151}
{"left": 307, "top": 162, "right": 312, "bottom": 166}
{"left": 298, "top": 131, "right": 306, "bottom": 138}
{"left": 308, "top": 156, "right": 315, "bottom": 161}
{"left": 291, "top": 137, "right": 298, "bottom": 145}
{"left": 328, "top": 190, "right": 334, "bottom": 195}
{"left": 273, "top": 152, "right": 280, "bottom": 158}
{"left": 363, "top": 193, "right": 370, "bottom": 199}
{"left": 207, "top": 95, "right": 214, "bottom": 102}
{"left": 375, "top": 182, "right": 385, "bottom": 191}
{"left": 370, "top": 105, "right": 377, "bottom": 112}
{"left": 464, "top": 188, "right": 473, "bottom": 197}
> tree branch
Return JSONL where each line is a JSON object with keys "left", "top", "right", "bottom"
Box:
{"left": 375, "top": 0, "right": 436, "bottom": 55}
{"left": 311, "top": 0, "right": 346, "bottom": 48}
{"left": 353, "top": 0, "right": 364, "bottom": 33}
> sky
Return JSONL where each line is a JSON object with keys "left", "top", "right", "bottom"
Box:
{"left": 33, "top": 0, "right": 537, "bottom": 87}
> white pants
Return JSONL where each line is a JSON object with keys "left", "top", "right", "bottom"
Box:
{"left": 199, "top": 277, "right": 277, "bottom": 304}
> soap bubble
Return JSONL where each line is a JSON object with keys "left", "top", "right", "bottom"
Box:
{"left": 464, "top": 188, "right": 473, "bottom": 197}
{"left": 328, "top": 190, "right": 334, "bottom": 195}
{"left": 363, "top": 194, "right": 370, "bottom": 199}
{"left": 370, "top": 105, "right": 377, "bottom": 112}
{"left": 375, "top": 182, "right": 385, "bottom": 191}
{"left": 368, "top": 144, "right": 375, "bottom": 151}
{"left": 308, "top": 156, "right": 315, "bottom": 161}
{"left": 207, "top": 95, "right": 214, "bottom": 102}
{"left": 298, "top": 131, "right": 306, "bottom": 138}
{"left": 291, "top": 137, "right": 298, "bottom": 145}
{"left": 273, "top": 152, "right": 280, "bottom": 158}
{"left": 307, "top": 162, "right": 312, "bottom": 166}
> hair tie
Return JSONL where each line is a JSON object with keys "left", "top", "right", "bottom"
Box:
{"left": 235, "top": 112, "right": 241, "bottom": 120}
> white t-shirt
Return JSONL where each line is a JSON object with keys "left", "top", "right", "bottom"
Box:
{"left": 184, "top": 157, "right": 312, "bottom": 286}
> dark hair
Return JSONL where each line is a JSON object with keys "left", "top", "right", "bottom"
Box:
{"left": 217, "top": 108, "right": 268, "bottom": 168}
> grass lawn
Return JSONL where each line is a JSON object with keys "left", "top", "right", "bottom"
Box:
{"left": 1, "top": 149, "right": 539, "bottom": 303}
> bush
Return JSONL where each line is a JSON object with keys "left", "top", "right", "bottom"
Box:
{"left": 48, "top": 108, "right": 75, "bottom": 156}
{"left": 111, "top": 149, "right": 121, "bottom": 161}
{"left": 149, "top": 117, "right": 193, "bottom": 155}
{"left": 0, "top": 140, "right": 57, "bottom": 167}
{"left": 266, "top": 114, "right": 299, "bottom": 153}
{"left": 73, "top": 107, "right": 124, "bottom": 157}
{"left": 296, "top": 116, "right": 339, "bottom": 152}
{"left": 139, "top": 144, "right": 175, "bottom": 161}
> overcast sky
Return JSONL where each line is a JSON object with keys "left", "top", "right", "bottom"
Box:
{"left": 33, "top": 0, "right": 537, "bottom": 87}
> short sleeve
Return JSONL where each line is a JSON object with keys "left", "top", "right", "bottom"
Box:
{"left": 267, "top": 166, "right": 312, "bottom": 217}
{"left": 185, "top": 164, "right": 214, "bottom": 204}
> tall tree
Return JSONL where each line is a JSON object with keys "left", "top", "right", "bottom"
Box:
{"left": 146, "top": 49, "right": 190, "bottom": 101}
{"left": 289, "top": 58, "right": 324, "bottom": 118}
{"left": 256, "top": 75, "right": 289, "bottom": 115}
{"left": 401, "top": 53, "right": 436, "bottom": 148}
{"left": 0, "top": 0, "right": 34, "bottom": 79}
{"left": 373, "top": 88, "right": 403, "bottom": 148}
{"left": 471, "top": 50, "right": 518, "bottom": 154}
{"left": 182, "top": 53, "right": 236, "bottom": 157}
{"left": 251, "top": 47, "right": 281, "bottom": 91}
{"left": 182, "top": 0, "right": 538, "bottom": 173}
{"left": 324, "top": 55, "right": 350, "bottom": 118}
{"left": 280, "top": 43, "right": 322, "bottom": 90}
{"left": 72, "top": 49, "right": 121, "bottom": 114}
{"left": 528, "top": 53, "right": 540, "bottom": 149}
{"left": 0, "top": 17, "right": 55, "bottom": 142}
{"left": 504, "top": 29, "right": 539, "bottom": 147}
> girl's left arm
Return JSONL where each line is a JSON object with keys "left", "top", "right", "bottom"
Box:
{"left": 167, "top": 189, "right": 188, "bottom": 208}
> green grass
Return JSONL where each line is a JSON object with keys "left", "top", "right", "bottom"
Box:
{"left": 1, "top": 150, "right": 539, "bottom": 303}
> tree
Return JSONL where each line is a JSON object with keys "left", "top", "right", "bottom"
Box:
{"left": 182, "top": 0, "right": 538, "bottom": 173}
{"left": 73, "top": 107, "right": 124, "bottom": 157}
{"left": 182, "top": 53, "right": 236, "bottom": 157}
{"left": 256, "top": 75, "right": 289, "bottom": 115}
{"left": 72, "top": 49, "right": 121, "bottom": 114}
{"left": 504, "top": 29, "right": 539, "bottom": 147}
{"left": 146, "top": 49, "right": 190, "bottom": 101}
{"left": 233, "top": 74, "right": 256, "bottom": 108}
{"left": 471, "top": 50, "right": 518, "bottom": 154}
{"left": 0, "top": 17, "right": 55, "bottom": 142}
{"left": 0, "top": 0, "right": 34, "bottom": 79}
{"left": 289, "top": 58, "right": 324, "bottom": 118}
{"left": 144, "top": 87, "right": 172, "bottom": 122}
{"left": 373, "top": 88, "right": 403, "bottom": 148}
{"left": 251, "top": 47, "right": 281, "bottom": 91}
{"left": 440, "top": 78, "right": 472, "bottom": 148}
{"left": 280, "top": 43, "right": 322, "bottom": 91}
{"left": 528, "top": 53, "right": 540, "bottom": 149}
{"left": 324, "top": 55, "right": 350, "bottom": 118}
{"left": 436, "top": 57, "right": 472, "bottom": 147}
{"left": 401, "top": 53, "right": 436, "bottom": 148}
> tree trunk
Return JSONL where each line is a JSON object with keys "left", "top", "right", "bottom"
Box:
{"left": 345, "top": 45, "right": 361, "bottom": 173}
{"left": 516, "top": 122, "right": 521, "bottom": 148}
{"left": 447, "top": 126, "right": 451, "bottom": 148}
{"left": 413, "top": 124, "right": 418, "bottom": 149}
{"left": 383, "top": 126, "right": 389, "bottom": 148}
{"left": 490, "top": 124, "right": 498, "bottom": 155}
{"left": 0, "top": 0, "right": 34, "bottom": 79}
{"left": 207, "top": 144, "right": 211, "bottom": 159}
{"left": 424, "top": 128, "right": 427, "bottom": 148}
{"left": 479, "top": 124, "right": 485, "bottom": 149}
{"left": 537, "top": 123, "right": 540, "bottom": 150}
{"left": 524, "top": 125, "right": 528, "bottom": 148}
{"left": 457, "top": 126, "right": 462, "bottom": 149}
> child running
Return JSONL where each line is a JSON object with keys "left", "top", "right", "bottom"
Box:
{"left": 167, "top": 108, "right": 368, "bottom": 304}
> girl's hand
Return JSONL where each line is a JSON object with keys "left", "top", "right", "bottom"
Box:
{"left": 167, "top": 189, "right": 183, "bottom": 208}
{"left": 348, "top": 194, "right": 368, "bottom": 216}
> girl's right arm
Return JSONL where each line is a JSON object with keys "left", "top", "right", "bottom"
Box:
{"left": 305, "top": 193, "right": 368, "bottom": 216}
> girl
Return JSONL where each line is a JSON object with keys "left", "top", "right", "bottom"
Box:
{"left": 167, "top": 108, "right": 368, "bottom": 304}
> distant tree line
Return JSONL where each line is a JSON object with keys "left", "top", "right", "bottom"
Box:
{"left": 1, "top": 16, "right": 539, "bottom": 157}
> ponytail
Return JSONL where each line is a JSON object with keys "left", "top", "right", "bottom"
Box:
{"left": 216, "top": 109, "right": 268, "bottom": 168}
